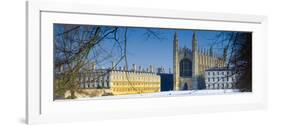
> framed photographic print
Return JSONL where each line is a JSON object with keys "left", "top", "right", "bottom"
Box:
{"left": 26, "top": 1, "right": 267, "bottom": 124}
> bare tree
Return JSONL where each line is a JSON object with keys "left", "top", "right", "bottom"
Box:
{"left": 54, "top": 24, "right": 122, "bottom": 99}
{"left": 212, "top": 32, "right": 252, "bottom": 92}
{"left": 54, "top": 24, "right": 163, "bottom": 99}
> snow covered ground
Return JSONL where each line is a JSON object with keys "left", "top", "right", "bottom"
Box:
{"left": 118, "top": 89, "right": 241, "bottom": 98}
{"left": 68, "top": 89, "right": 242, "bottom": 101}
{"left": 147, "top": 89, "right": 238, "bottom": 96}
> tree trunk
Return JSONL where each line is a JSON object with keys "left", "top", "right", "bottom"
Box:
{"left": 70, "top": 90, "right": 76, "bottom": 99}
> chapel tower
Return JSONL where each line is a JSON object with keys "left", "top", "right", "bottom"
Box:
{"left": 192, "top": 31, "right": 199, "bottom": 90}
{"left": 173, "top": 32, "right": 180, "bottom": 90}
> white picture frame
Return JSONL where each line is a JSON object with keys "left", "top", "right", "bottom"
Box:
{"left": 26, "top": 1, "right": 267, "bottom": 124}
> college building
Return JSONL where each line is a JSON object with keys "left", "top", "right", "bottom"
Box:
{"left": 204, "top": 67, "right": 238, "bottom": 89}
{"left": 77, "top": 64, "right": 161, "bottom": 96}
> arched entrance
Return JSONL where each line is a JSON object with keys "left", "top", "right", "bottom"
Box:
{"left": 183, "top": 83, "right": 188, "bottom": 90}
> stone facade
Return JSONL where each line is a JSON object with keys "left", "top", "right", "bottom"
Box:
{"left": 78, "top": 68, "right": 161, "bottom": 96}
{"left": 78, "top": 69, "right": 110, "bottom": 89}
{"left": 110, "top": 70, "right": 160, "bottom": 95}
{"left": 173, "top": 32, "right": 226, "bottom": 90}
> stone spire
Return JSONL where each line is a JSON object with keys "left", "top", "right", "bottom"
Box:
{"left": 192, "top": 31, "right": 199, "bottom": 90}
{"left": 173, "top": 32, "right": 180, "bottom": 91}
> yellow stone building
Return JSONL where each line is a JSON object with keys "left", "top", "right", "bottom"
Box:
{"left": 77, "top": 66, "right": 161, "bottom": 96}
{"left": 109, "top": 70, "right": 161, "bottom": 95}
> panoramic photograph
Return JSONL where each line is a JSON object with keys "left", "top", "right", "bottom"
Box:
{"left": 53, "top": 24, "right": 252, "bottom": 100}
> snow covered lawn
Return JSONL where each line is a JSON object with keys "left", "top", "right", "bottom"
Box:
{"left": 68, "top": 89, "right": 242, "bottom": 101}
{"left": 119, "top": 89, "right": 241, "bottom": 98}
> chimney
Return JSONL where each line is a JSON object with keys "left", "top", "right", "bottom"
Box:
{"left": 132, "top": 64, "right": 137, "bottom": 71}
{"left": 111, "top": 61, "right": 115, "bottom": 70}
{"left": 92, "top": 62, "right": 96, "bottom": 70}
{"left": 138, "top": 66, "right": 142, "bottom": 71}
{"left": 123, "top": 65, "right": 127, "bottom": 71}
{"left": 149, "top": 65, "right": 154, "bottom": 73}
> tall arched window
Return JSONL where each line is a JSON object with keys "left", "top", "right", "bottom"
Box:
{"left": 180, "top": 58, "right": 192, "bottom": 77}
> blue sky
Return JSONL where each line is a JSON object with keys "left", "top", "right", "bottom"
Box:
{"left": 54, "top": 24, "right": 231, "bottom": 72}
{"left": 123, "top": 27, "right": 224, "bottom": 72}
